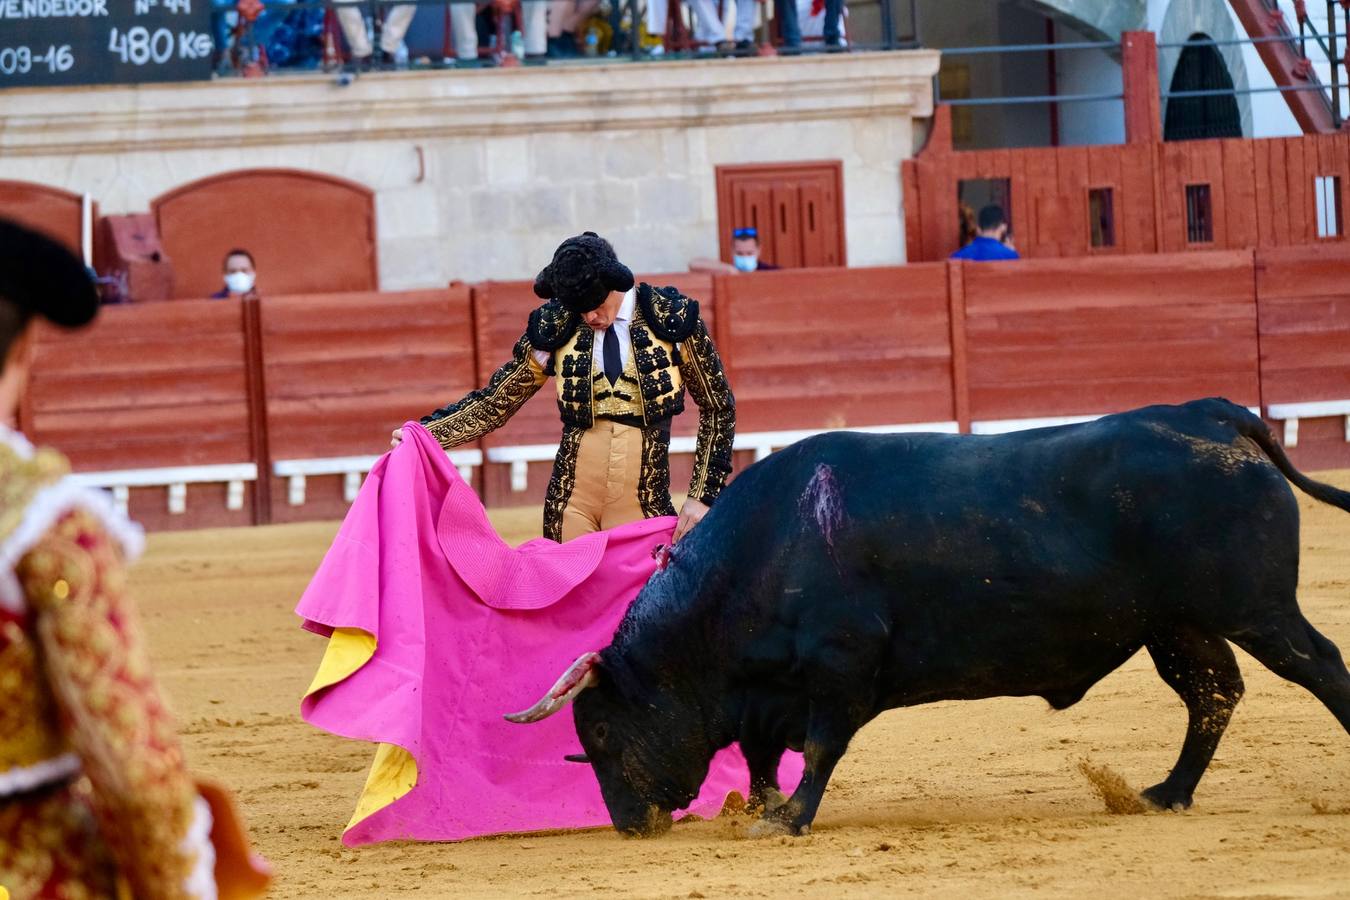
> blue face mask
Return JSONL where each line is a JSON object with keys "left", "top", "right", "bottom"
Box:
{"left": 732, "top": 254, "right": 758, "bottom": 272}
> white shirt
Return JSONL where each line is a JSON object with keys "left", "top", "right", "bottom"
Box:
{"left": 530, "top": 287, "right": 636, "bottom": 372}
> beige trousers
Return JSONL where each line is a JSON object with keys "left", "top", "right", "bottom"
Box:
{"left": 336, "top": 2, "right": 417, "bottom": 56}
{"left": 560, "top": 420, "right": 647, "bottom": 542}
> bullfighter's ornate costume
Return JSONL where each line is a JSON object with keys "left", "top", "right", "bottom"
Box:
{"left": 0, "top": 218, "right": 269, "bottom": 900}
{"left": 422, "top": 233, "right": 735, "bottom": 542}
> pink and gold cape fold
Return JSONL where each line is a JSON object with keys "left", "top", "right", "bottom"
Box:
{"left": 298, "top": 422, "right": 801, "bottom": 845}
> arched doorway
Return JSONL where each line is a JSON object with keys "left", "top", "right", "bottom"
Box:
{"left": 152, "top": 169, "right": 377, "bottom": 299}
{"left": 1164, "top": 33, "right": 1243, "bottom": 140}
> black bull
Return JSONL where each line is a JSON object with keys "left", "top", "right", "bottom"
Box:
{"left": 506, "top": 399, "right": 1350, "bottom": 837}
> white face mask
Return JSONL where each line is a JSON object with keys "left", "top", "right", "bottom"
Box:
{"left": 224, "top": 271, "right": 255, "bottom": 294}
{"left": 732, "top": 254, "right": 758, "bottom": 273}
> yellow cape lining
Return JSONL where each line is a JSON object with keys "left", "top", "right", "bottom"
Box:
{"left": 304, "top": 627, "right": 419, "bottom": 832}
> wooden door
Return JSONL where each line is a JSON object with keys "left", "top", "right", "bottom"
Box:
{"left": 715, "top": 162, "right": 846, "bottom": 268}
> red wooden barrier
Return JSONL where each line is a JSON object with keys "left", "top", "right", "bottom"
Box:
{"left": 19, "top": 248, "right": 1350, "bottom": 532}
{"left": 0, "top": 180, "right": 86, "bottom": 256}
{"left": 25, "top": 300, "right": 255, "bottom": 531}
{"left": 259, "top": 287, "right": 478, "bottom": 522}
{"left": 712, "top": 265, "right": 955, "bottom": 432}
{"left": 961, "top": 252, "right": 1262, "bottom": 423}
{"left": 469, "top": 274, "right": 715, "bottom": 508}
{"left": 1255, "top": 243, "right": 1350, "bottom": 471}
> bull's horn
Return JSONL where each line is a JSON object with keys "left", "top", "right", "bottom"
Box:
{"left": 563, "top": 753, "right": 590, "bottom": 763}
{"left": 503, "top": 652, "right": 601, "bottom": 724}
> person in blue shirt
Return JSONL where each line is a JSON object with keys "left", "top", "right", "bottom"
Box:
{"left": 951, "top": 205, "right": 1020, "bottom": 261}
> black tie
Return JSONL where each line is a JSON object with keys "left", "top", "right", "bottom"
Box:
{"left": 603, "top": 325, "right": 621, "bottom": 386}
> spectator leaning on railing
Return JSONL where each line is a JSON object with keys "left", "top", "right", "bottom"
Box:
{"left": 645, "top": 0, "right": 752, "bottom": 54}
{"left": 547, "top": 0, "right": 601, "bottom": 58}
{"left": 335, "top": 0, "right": 417, "bottom": 69}
{"left": 451, "top": 0, "right": 548, "bottom": 64}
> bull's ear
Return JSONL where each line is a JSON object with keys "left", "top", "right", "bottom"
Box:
{"left": 563, "top": 753, "right": 590, "bottom": 764}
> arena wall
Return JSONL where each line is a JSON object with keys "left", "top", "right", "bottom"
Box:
{"left": 24, "top": 246, "right": 1350, "bottom": 531}
{"left": 903, "top": 108, "right": 1350, "bottom": 261}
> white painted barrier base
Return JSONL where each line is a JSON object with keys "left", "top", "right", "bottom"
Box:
{"left": 67, "top": 463, "right": 259, "bottom": 516}
{"left": 273, "top": 449, "right": 483, "bottom": 506}
{"left": 1266, "top": 400, "right": 1350, "bottom": 448}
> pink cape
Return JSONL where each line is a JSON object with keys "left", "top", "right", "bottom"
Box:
{"left": 297, "top": 422, "right": 801, "bottom": 845}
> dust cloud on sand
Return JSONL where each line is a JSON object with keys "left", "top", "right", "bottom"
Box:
{"left": 1076, "top": 761, "right": 1148, "bottom": 815}
{"left": 133, "top": 477, "right": 1350, "bottom": 899}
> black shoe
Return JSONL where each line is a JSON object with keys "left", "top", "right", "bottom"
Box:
{"left": 734, "top": 39, "right": 755, "bottom": 54}
{"left": 346, "top": 54, "right": 374, "bottom": 73}
{"left": 378, "top": 49, "right": 398, "bottom": 69}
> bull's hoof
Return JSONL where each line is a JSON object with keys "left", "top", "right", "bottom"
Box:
{"left": 1141, "top": 783, "right": 1193, "bottom": 812}
{"left": 747, "top": 789, "right": 789, "bottom": 815}
{"left": 748, "top": 818, "right": 794, "bottom": 839}
{"left": 747, "top": 817, "right": 811, "bottom": 839}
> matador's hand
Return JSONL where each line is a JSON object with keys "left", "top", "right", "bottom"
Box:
{"left": 672, "top": 498, "right": 709, "bottom": 543}
{"left": 390, "top": 427, "right": 404, "bottom": 448}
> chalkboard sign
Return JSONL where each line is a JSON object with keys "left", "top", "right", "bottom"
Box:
{"left": 0, "top": 0, "right": 213, "bottom": 88}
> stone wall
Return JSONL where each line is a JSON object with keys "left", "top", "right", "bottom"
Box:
{"left": 1, "top": 52, "right": 938, "bottom": 289}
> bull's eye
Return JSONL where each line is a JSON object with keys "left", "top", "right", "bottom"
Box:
{"left": 593, "top": 722, "right": 609, "bottom": 745}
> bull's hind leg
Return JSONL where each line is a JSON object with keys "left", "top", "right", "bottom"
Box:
{"left": 1229, "top": 614, "right": 1350, "bottom": 734}
{"left": 1142, "top": 629, "right": 1245, "bottom": 810}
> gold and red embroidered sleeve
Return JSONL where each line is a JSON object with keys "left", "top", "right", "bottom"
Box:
{"left": 19, "top": 509, "right": 201, "bottom": 900}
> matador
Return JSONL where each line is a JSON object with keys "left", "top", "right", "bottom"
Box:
{"left": 414, "top": 232, "right": 735, "bottom": 543}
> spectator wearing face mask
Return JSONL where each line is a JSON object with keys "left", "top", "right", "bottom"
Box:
{"left": 688, "top": 227, "right": 780, "bottom": 275}
{"left": 210, "top": 248, "right": 259, "bottom": 300}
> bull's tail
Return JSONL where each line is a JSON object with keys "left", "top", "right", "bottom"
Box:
{"left": 1230, "top": 404, "right": 1350, "bottom": 513}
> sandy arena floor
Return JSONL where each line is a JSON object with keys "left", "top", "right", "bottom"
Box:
{"left": 132, "top": 476, "right": 1350, "bottom": 900}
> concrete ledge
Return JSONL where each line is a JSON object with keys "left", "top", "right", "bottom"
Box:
{"left": 1, "top": 51, "right": 940, "bottom": 157}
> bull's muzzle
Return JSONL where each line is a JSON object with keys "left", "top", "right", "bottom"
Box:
{"left": 618, "top": 805, "right": 674, "bottom": 838}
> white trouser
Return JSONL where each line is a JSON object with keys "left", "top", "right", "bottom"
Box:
{"left": 645, "top": 0, "right": 752, "bottom": 45}
{"left": 336, "top": 2, "right": 417, "bottom": 57}
{"left": 450, "top": 0, "right": 547, "bottom": 58}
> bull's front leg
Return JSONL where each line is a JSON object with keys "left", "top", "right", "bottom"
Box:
{"left": 748, "top": 698, "right": 864, "bottom": 837}
{"left": 741, "top": 739, "right": 787, "bottom": 814}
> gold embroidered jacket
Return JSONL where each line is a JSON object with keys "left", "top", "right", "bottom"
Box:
{"left": 0, "top": 431, "right": 267, "bottom": 900}
{"left": 422, "top": 284, "right": 735, "bottom": 541}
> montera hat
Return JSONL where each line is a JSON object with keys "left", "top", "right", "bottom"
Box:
{"left": 533, "top": 232, "right": 635, "bottom": 314}
{"left": 0, "top": 218, "right": 99, "bottom": 328}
